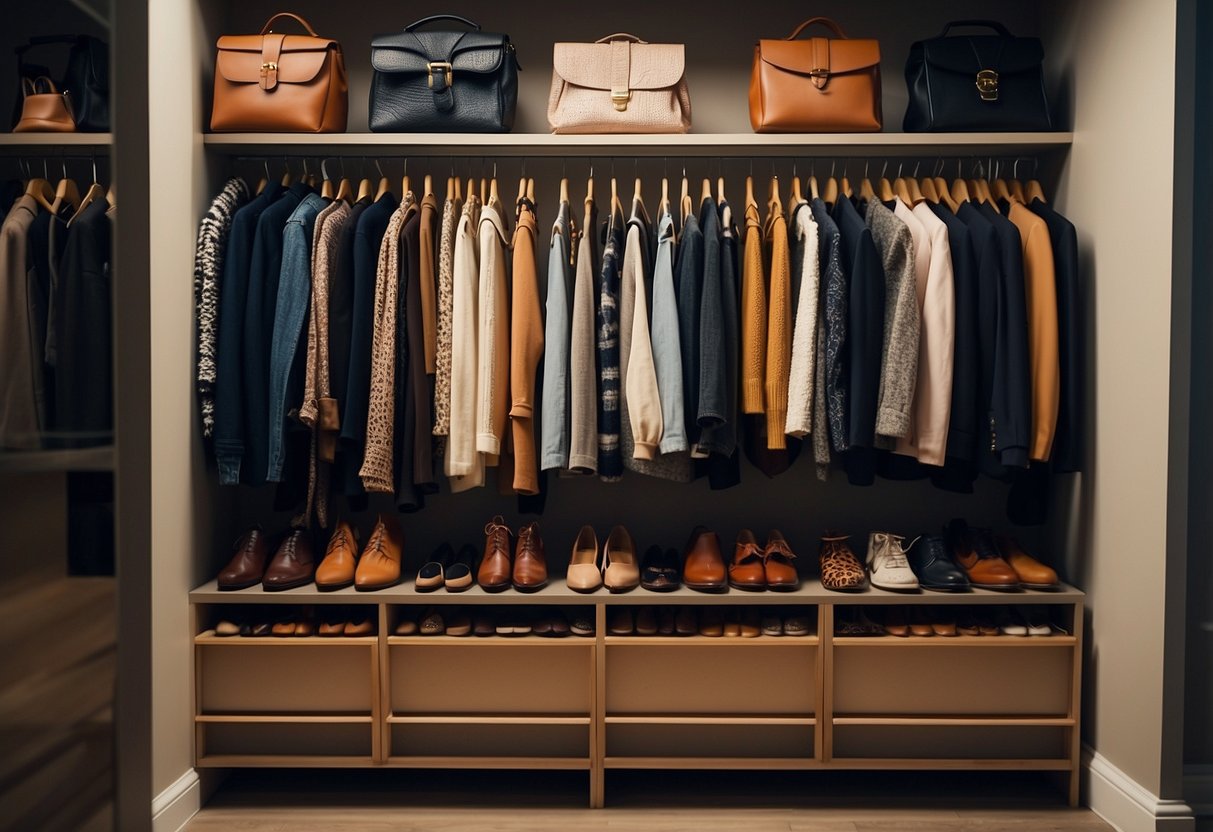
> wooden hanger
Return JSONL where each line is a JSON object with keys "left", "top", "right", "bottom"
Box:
{"left": 24, "top": 177, "right": 54, "bottom": 212}
{"left": 356, "top": 177, "right": 373, "bottom": 203}
{"left": 517, "top": 176, "right": 528, "bottom": 205}
{"left": 921, "top": 177, "right": 940, "bottom": 204}
{"left": 950, "top": 176, "right": 972, "bottom": 206}
{"left": 445, "top": 175, "right": 454, "bottom": 202}
{"left": 53, "top": 164, "right": 80, "bottom": 213}
{"left": 280, "top": 160, "right": 292, "bottom": 187}
{"left": 790, "top": 174, "right": 805, "bottom": 208}
{"left": 335, "top": 177, "right": 353, "bottom": 204}
{"left": 717, "top": 175, "right": 726, "bottom": 204}
{"left": 609, "top": 177, "right": 623, "bottom": 232}
{"left": 905, "top": 175, "right": 924, "bottom": 205}
{"left": 586, "top": 169, "right": 594, "bottom": 205}
{"left": 105, "top": 181, "right": 116, "bottom": 210}
{"left": 659, "top": 176, "right": 670, "bottom": 217}
{"left": 526, "top": 177, "right": 535, "bottom": 204}
{"left": 745, "top": 175, "right": 756, "bottom": 209}
{"left": 423, "top": 174, "right": 433, "bottom": 198}
{"left": 1025, "top": 179, "right": 1046, "bottom": 203}
{"left": 559, "top": 176, "right": 569, "bottom": 205}
{"left": 480, "top": 177, "right": 488, "bottom": 206}
{"left": 454, "top": 176, "right": 462, "bottom": 202}
{"left": 823, "top": 173, "right": 838, "bottom": 207}
{"left": 840, "top": 171, "right": 853, "bottom": 200}
{"left": 375, "top": 176, "right": 391, "bottom": 201}
{"left": 255, "top": 160, "right": 269, "bottom": 196}
{"left": 1010, "top": 179, "right": 1026, "bottom": 203}
{"left": 700, "top": 177, "right": 711, "bottom": 204}
{"left": 679, "top": 173, "right": 691, "bottom": 224}
{"left": 634, "top": 176, "right": 643, "bottom": 204}
{"left": 767, "top": 175, "right": 783, "bottom": 217}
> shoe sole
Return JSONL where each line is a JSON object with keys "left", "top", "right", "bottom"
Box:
{"left": 822, "top": 584, "right": 868, "bottom": 593}
{"left": 568, "top": 584, "right": 602, "bottom": 594}
{"left": 479, "top": 582, "right": 511, "bottom": 593}
{"left": 606, "top": 584, "right": 638, "bottom": 594}
{"left": 414, "top": 582, "right": 443, "bottom": 592}
{"left": 641, "top": 582, "right": 680, "bottom": 592}
{"left": 970, "top": 583, "right": 1023, "bottom": 592}
{"left": 1021, "top": 582, "right": 1061, "bottom": 591}
{"left": 354, "top": 580, "right": 402, "bottom": 592}
{"left": 766, "top": 583, "right": 800, "bottom": 592}
{"left": 512, "top": 581, "right": 548, "bottom": 593}
{"left": 728, "top": 581, "right": 766, "bottom": 592}
{"left": 262, "top": 578, "right": 313, "bottom": 592}
{"left": 218, "top": 580, "right": 261, "bottom": 591}
{"left": 870, "top": 583, "right": 921, "bottom": 593}
{"left": 920, "top": 583, "right": 972, "bottom": 593}
{"left": 315, "top": 580, "right": 354, "bottom": 592}
{"left": 444, "top": 581, "right": 474, "bottom": 593}
{"left": 685, "top": 582, "right": 728, "bottom": 593}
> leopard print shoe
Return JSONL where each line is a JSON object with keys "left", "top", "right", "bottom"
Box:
{"left": 819, "top": 533, "right": 868, "bottom": 592}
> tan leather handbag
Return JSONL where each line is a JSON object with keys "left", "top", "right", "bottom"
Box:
{"left": 13, "top": 77, "right": 76, "bottom": 132}
{"left": 548, "top": 34, "right": 690, "bottom": 134}
{"left": 749, "top": 17, "right": 882, "bottom": 133}
{"left": 211, "top": 12, "right": 348, "bottom": 133}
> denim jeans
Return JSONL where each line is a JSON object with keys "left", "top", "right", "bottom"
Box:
{"left": 540, "top": 200, "right": 572, "bottom": 471}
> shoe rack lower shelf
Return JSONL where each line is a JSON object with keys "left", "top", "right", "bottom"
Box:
{"left": 189, "top": 583, "right": 1083, "bottom": 808}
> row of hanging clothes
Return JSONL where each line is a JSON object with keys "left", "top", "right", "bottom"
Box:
{"left": 194, "top": 155, "right": 1081, "bottom": 526}
{"left": 0, "top": 158, "right": 115, "bottom": 451}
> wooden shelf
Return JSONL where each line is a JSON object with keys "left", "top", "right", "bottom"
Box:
{"left": 824, "top": 758, "right": 1073, "bottom": 771}
{"left": 0, "top": 445, "right": 114, "bottom": 473}
{"left": 832, "top": 715, "right": 1074, "bottom": 727}
{"left": 202, "top": 131, "right": 1073, "bottom": 157}
{"left": 195, "top": 714, "right": 372, "bottom": 724}
{"left": 190, "top": 578, "right": 1083, "bottom": 605}
{"left": 194, "top": 631, "right": 377, "bottom": 645}
{"left": 832, "top": 635, "right": 1076, "bottom": 647}
{"left": 604, "top": 636, "right": 818, "bottom": 646}
{"left": 604, "top": 756, "right": 821, "bottom": 770}
{"left": 196, "top": 755, "right": 374, "bottom": 768}
{"left": 0, "top": 133, "right": 111, "bottom": 148}
{"left": 605, "top": 714, "right": 816, "bottom": 726}
{"left": 387, "top": 714, "right": 590, "bottom": 725}
{"left": 388, "top": 635, "right": 593, "bottom": 646}
{"left": 383, "top": 756, "right": 591, "bottom": 770}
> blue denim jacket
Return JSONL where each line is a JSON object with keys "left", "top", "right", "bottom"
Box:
{"left": 651, "top": 210, "right": 687, "bottom": 454}
{"left": 266, "top": 193, "right": 327, "bottom": 482}
{"left": 540, "top": 199, "right": 573, "bottom": 471}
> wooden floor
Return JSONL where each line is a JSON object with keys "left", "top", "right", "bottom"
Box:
{"left": 0, "top": 560, "right": 114, "bottom": 832}
{"left": 187, "top": 769, "right": 1113, "bottom": 831}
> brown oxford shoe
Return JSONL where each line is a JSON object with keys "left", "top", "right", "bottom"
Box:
{"left": 728, "top": 529, "right": 766, "bottom": 591}
{"left": 262, "top": 529, "right": 315, "bottom": 591}
{"left": 683, "top": 526, "right": 727, "bottom": 593}
{"left": 994, "top": 533, "right": 1060, "bottom": 590}
{"left": 218, "top": 526, "right": 270, "bottom": 590}
{"left": 478, "top": 515, "right": 513, "bottom": 592}
{"left": 763, "top": 530, "right": 800, "bottom": 591}
{"left": 513, "top": 522, "right": 548, "bottom": 592}
{"left": 354, "top": 513, "right": 405, "bottom": 591}
{"left": 945, "top": 520, "right": 1021, "bottom": 591}
{"left": 315, "top": 520, "right": 359, "bottom": 591}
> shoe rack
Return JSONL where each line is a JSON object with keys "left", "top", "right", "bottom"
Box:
{"left": 190, "top": 582, "right": 1083, "bottom": 808}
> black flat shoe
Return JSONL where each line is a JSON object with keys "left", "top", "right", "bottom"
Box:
{"left": 641, "top": 545, "right": 682, "bottom": 592}
{"left": 416, "top": 543, "right": 454, "bottom": 592}
{"left": 445, "top": 544, "right": 477, "bottom": 592}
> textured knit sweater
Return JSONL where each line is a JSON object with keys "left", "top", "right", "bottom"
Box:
{"left": 740, "top": 200, "right": 767, "bottom": 416}
{"left": 865, "top": 199, "right": 920, "bottom": 441}
{"left": 475, "top": 200, "right": 511, "bottom": 460}
{"left": 432, "top": 196, "right": 458, "bottom": 437}
{"left": 194, "top": 177, "right": 249, "bottom": 439}
{"left": 446, "top": 195, "right": 484, "bottom": 489}
{"left": 418, "top": 193, "right": 439, "bottom": 374}
{"left": 785, "top": 203, "right": 820, "bottom": 438}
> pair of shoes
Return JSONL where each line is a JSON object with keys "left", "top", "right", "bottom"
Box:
{"left": 396, "top": 607, "right": 472, "bottom": 636}
{"left": 479, "top": 516, "right": 549, "bottom": 592}
{"left": 865, "top": 532, "right": 920, "bottom": 592}
{"left": 318, "top": 606, "right": 374, "bottom": 636}
{"left": 818, "top": 533, "right": 868, "bottom": 592}
{"left": 640, "top": 546, "right": 682, "bottom": 592}
{"left": 758, "top": 612, "right": 814, "bottom": 636}
{"left": 309, "top": 514, "right": 406, "bottom": 592}
{"left": 566, "top": 525, "right": 639, "bottom": 593}
{"left": 415, "top": 543, "right": 477, "bottom": 592}
{"left": 945, "top": 520, "right": 1060, "bottom": 591}
{"left": 834, "top": 607, "right": 885, "bottom": 636}
{"left": 729, "top": 530, "right": 801, "bottom": 591}
{"left": 995, "top": 606, "right": 1056, "bottom": 636}
{"left": 217, "top": 527, "right": 318, "bottom": 592}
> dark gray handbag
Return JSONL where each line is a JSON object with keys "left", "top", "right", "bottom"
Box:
{"left": 903, "top": 20, "right": 1051, "bottom": 132}
{"left": 369, "top": 15, "right": 519, "bottom": 133}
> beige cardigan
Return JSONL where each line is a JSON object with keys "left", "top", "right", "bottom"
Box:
{"left": 785, "top": 205, "right": 820, "bottom": 438}
{"left": 567, "top": 198, "right": 598, "bottom": 474}
{"left": 476, "top": 200, "right": 511, "bottom": 460}
{"left": 621, "top": 210, "right": 663, "bottom": 460}
{"left": 445, "top": 195, "right": 485, "bottom": 490}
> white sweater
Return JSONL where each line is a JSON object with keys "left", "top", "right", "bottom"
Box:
{"left": 785, "top": 205, "right": 820, "bottom": 438}
{"left": 621, "top": 214, "right": 663, "bottom": 460}
{"left": 445, "top": 197, "right": 484, "bottom": 490}
{"left": 476, "top": 201, "right": 511, "bottom": 459}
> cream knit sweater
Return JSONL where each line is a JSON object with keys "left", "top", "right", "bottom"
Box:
{"left": 476, "top": 200, "right": 511, "bottom": 460}
{"left": 445, "top": 195, "right": 485, "bottom": 490}
{"left": 785, "top": 205, "right": 820, "bottom": 438}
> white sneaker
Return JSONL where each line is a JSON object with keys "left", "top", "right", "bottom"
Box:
{"left": 866, "top": 532, "right": 920, "bottom": 592}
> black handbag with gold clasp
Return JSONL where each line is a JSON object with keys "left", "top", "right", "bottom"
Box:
{"left": 903, "top": 20, "right": 1051, "bottom": 132}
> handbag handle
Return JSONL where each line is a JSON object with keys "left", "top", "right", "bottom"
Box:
{"left": 405, "top": 15, "right": 481, "bottom": 31}
{"left": 937, "top": 20, "right": 1013, "bottom": 37}
{"left": 595, "top": 33, "right": 648, "bottom": 44}
{"left": 787, "top": 17, "right": 848, "bottom": 40}
{"left": 31, "top": 76, "right": 58, "bottom": 95}
{"left": 259, "top": 13, "right": 320, "bottom": 36}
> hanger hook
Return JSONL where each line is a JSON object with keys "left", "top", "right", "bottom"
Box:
{"left": 375, "top": 158, "right": 385, "bottom": 179}
{"left": 913, "top": 160, "right": 921, "bottom": 178}
{"left": 91, "top": 154, "right": 98, "bottom": 185}
{"left": 896, "top": 161, "right": 904, "bottom": 179}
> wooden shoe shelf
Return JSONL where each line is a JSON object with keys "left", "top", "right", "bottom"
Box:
{"left": 190, "top": 581, "right": 1083, "bottom": 807}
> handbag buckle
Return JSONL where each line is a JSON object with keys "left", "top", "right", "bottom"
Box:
{"left": 427, "top": 62, "right": 453, "bottom": 90}
{"left": 612, "top": 90, "right": 631, "bottom": 111}
{"left": 976, "top": 69, "right": 999, "bottom": 101}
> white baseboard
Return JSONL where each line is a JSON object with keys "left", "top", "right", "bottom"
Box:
{"left": 152, "top": 769, "right": 200, "bottom": 832}
{"left": 1186, "top": 765, "right": 1213, "bottom": 817}
{"left": 1084, "top": 747, "right": 1195, "bottom": 831}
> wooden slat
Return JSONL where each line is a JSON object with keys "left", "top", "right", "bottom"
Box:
{"left": 831, "top": 715, "right": 1075, "bottom": 727}
{"left": 832, "top": 636, "right": 1077, "bottom": 647}
{"left": 194, "top": 715, "right": 372, "bottom": 724}
{"left": 604, "top": 757, "right": 821, "bottom": 770}
{"left": 386, "top": 714, "right": 591, "bottom": 726}
{"left": 195, "top": 755, "right": 374, "bottom": 768}
{"left": 387, "top": 636, "right": 595, "bottom": 647}
{"left": 382, "top": 756, "right": 590, "bottom": 770}
{"left": 603, "top": 636, "right": 819, "bottom": 647}
{"left": 195, "top": 632, "right": 377, "bottom": 645}
{"left": 823, "top": 758, "right": 1073, "bottom": 771}
{"left": 605, "top": 715, "right": 816, "bottom": 726}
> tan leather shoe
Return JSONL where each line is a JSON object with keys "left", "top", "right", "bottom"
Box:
{"left": 218, "top": 526, "right": 270, "bottom": 590}
{"left": 354, "top": 513, "right": 405, "bottom": 591}
{"left": 995, "top": 533, "right": 1060, "bottom": 589}
{"left": 945, "top": 520, "right": 1021, "bottom": 591}
{"left": 603, "top": 525, "right": 640, "bottom": 593}
{"left": 513, "top": 522, "right": 548, "bottom": 592}
{"left": 263, "top": 529, "right": 315, "bottom": 591}
{"left": 315, "top": 520, "right": 359, "bottom": 591}
{"left": 729, "top": 529, "right": 766, "bottom": 591}
{"left": 818, "top": 533, "right": 866, "bottom": 592}
{"left": 763, "top": 530, "right": 800, "bottom": 591}
{"left": 683, "top": 526, "right": 726, "bottom": 593}
{"left": 566, "top": 526, "right": 602, "bottom": 593}
{"left": 478, "top": 515, "right": 513, "bottom": 592}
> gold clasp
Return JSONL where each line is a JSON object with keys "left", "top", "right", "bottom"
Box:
{"left": 976, "top": 69, "right": 999, "bottom": 102}
{"left": 260, "top": 62, "right": 278, "bottom": 72}
{"left": 611, "top": 90, "right": 630, "bottom": 112}
{"left": 427, "top": 61, "right": 453, "bottom": 90}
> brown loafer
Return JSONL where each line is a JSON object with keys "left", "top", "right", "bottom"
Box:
{"left": 263, "top": 529, "right": 315, "bottom": 591}
{"left": 763, "top": 530, "right": 800, "bottom": 591}
{"left": 218, "top": 526, "right": 270, "bottom": 590}
{"left": 512, "top": 522, "right": 548, "bottom": 592}
{"left": 995, "top": 533, "right": 1060, "bottom": 589}
{"left": 683, "top": 526, "right": 727, "bottom": 593}
{"left": 354, "top": 513, "right": 405, "bottom": 591}
{"left": 729, "top": 529, "right": 766, "bottom": 591}
{"left": 478, "top": 515, "right": 513, "bottom": 593}
{"left": 946, "top": 520, "right": 1021, "bottom": 591}
{"left": 315, "top": 520, "right": 359, "bottom": 591}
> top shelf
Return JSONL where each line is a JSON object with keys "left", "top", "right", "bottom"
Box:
{"left": 0, "top": 133, "right": 112, "bottom": 149}
{"left": 201, "top": 132, "right": 1073, "bottom": 158}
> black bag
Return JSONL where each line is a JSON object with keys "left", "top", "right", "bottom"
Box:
{"left": 903, "top": 20, "right": 1051, "bottom": 132}
{"left": 369, "top": 15, "right": 519, "bottom": 133}
{"left": 13, "top": 35, "right": 109, "bottom": 132}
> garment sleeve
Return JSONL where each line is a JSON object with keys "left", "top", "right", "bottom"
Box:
{"left": 624, "top": 234, "right": 664, "bottom": 460}
{"left": 785, "top": 213, "right": 820, "bottom": 437}
{"left": 359, "top": 212, "right": 403, "bottom": 492}
{"left": 651, "top": 223, "right": 687, "bottom": 454}
{"left": 764, "top": 218, "right": 792, "bottom": 449}
{"left": 476, "top": 218, "right": 504, "bottom": 456}
{"left": 741, "top": 218, "right": 767, "bottom": 415}
{"left": 568, "top": 230, "right": 598, "bottom": 473}
{"left": 875, "top": 226, "right": 920, "bottom": 440}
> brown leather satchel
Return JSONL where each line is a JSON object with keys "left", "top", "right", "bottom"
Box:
{"left": 211, "top": 12, "right": 348, "bottom": 133}
{"left": 13, "top": 77, "right": 76, "bottom": 132}
{"left": 749, "top": 17, "right": 882, "bottom": 133}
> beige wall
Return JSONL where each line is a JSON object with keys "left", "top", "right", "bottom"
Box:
{"left": 1049, "top": 0, "right": 1180, "bottom": 797}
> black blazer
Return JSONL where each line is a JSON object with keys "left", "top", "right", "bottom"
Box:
{"left": 1030, "top": 199, "right": 1082, "bottom": 473}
